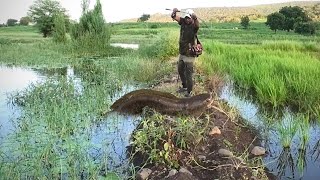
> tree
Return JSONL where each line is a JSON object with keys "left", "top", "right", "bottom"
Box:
{"left": 266, "top": 12, "right": 285, "bottom": 33}
{"left": 138, "top": 14, "right": 150, "bottom": 22}
{"left": 53, "top": 13, "right": 67, "bottom": 42}
{"left": 29, "top": 0, "right": 68, "bottom": 37}
{"left": 7, "top": 19, "right": 18, "bottom": 26}
{"left": 20, "top": 16, "right": 32, "bottom": 26}
{"left": 279, "top": 6, "right": 310, "bottom": 32}
{"left": 240, "top": 16, "right": 250, "bottom": 29}
{"left": 294, "top": 22, "right": 316, "bottom": 35}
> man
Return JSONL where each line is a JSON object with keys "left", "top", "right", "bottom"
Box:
{"left": 171, "top": 8, "right": 200, "bottom": 97}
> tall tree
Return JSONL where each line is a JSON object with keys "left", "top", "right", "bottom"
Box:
{"left": 266, "top": 12, "right": 285, "bottom": 33}
{"left": 29, "top": 0, "right": 68, "bottom": 37}
{"left": 279, "top": 6, "right": 310, "bottom": 32}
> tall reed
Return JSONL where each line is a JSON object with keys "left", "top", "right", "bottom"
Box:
{"left": 200, "top": 40, "right": 320, "bottom": 116}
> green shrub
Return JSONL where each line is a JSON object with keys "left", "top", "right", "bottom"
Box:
{"left": 53, "top": 13, "right": 67, "bottom": 43}
{"left": 139, "top": 31, "right": 178, "bottom": 60}
{"left": 71, "top": 0, "right": 111, "bottom": 54}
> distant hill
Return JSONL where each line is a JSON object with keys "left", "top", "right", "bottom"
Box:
{"left": 121, "top": 1, "right": 320, "bottom": 23}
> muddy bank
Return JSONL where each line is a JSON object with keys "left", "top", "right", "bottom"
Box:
{"left": 127, "top": 70, "right": 273, "bottom": 179}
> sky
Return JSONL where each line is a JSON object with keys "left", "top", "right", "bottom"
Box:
{"left": 0, "top": 0, "right": 318, "bottom": 24}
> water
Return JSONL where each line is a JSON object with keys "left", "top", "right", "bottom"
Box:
{"left": 0, "top": 66, "right": 44, "bottom": 138}
{"left": 0, "top": 65, "right": 141, "bottom": 177}
{"left": 221, "top": 83, "right": 320, "bottom": 180}
{"left": 3, "top": 65, "right": 320, "bottom": 179}
{"left": 110, "top": 43, "right": 139, "bottom": 50}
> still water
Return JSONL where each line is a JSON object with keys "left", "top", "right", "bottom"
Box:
{"left": 1, "top": 66, "right": 320, "bottom": 179}
{"left": 221, "top": 83, "right": 320, "bottom": 180}
{"left": 0, "top": 65, "right": 140, "bottom": 177}
{"left": 0, "top": 66, "right": 44, "bottom": 138}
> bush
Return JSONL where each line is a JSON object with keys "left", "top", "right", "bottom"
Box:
{"left": 7, "top": 19, "right": 18, "bottom": 26}
{"left": 240, "top": 16, "right": 250, "bottom": 29}
{"left": 53, "top": 13, "right": 67, "bottom": 43}
{"left": 139, "top": 31, "right": 179, "bottom": 60}
{"left": 150, "top": 24, "right": 158, "bottom": 29}
{"left": 71, "top": 0, "right": 111, "bottom": 54}
{"left": 294, "top": 22, "right": 316, "bottom": 35}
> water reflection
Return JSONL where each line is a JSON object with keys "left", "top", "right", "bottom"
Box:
{"left": 90, "top": 112, "right": 140, "bottom": 174}
{"left": 0, "top": 66, "right": 44, "bottom": 138}
{"left": 110, "top": 43, "right": 139, "bottom": 50}
{"left": 0, "top": 65, "right": 141, "bottom": 177}
{"left": 220, "top": 83, "right": 320, "bottom": 179}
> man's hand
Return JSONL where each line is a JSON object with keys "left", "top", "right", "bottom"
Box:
{"left": 171, "top": 8, "right": 179, "bottom": 18}
{"left": 191, "top": 13, "right": 197, "bottom": 20}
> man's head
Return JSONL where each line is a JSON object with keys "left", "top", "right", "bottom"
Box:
{"left": 184, "top": 9, "right": 194, "bottom": 18}
{"left": 184, "top": 9, "right": 194, "bottom": 24}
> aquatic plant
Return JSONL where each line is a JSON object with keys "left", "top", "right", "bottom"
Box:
{"left": 276, "top": 115, "right": 299, "bottom": 148}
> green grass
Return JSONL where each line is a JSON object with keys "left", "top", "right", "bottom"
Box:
{"left": 0, "top": 76, "right": 123, "bottom": 179}
{"left": 198, "top": 22, "right": 320, "bottom": 44}
{"left": 199, "top": 40, "right": 320, "bottom": 116}
{"left": 0, "top": 24, "right": 176, "bottom": 179}
{"left": 0, "top": 26, "right": 45, "bottom": 44}
{"left": 1, "top": 22, "right": 320, "bottom": 178}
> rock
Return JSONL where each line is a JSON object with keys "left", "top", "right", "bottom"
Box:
{"left": 197, "top": 155, "right": 206, "bottom": 161}
{"left": 165, "top": 172, "right": 196, "bottom": 180}
{"left": 251, "top": 146, "right": 266, "bottom": 156}
{"left": 166, "top": 169, "right": 178, "bottom": 178}
{"left": 209, "top": 126, "right": 221, "bottom": 135}
{"left": 179, "top": 167, "right": 193, "bottom": 175}
{"left": 218, "top": 148, "right": 233, "bottom": 157}
{"left": 136, "top": 168, "right": 152, "bottom": 180}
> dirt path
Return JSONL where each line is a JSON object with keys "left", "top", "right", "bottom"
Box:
{"left": 131, "top": 59, "right": 273, "bottom": 180}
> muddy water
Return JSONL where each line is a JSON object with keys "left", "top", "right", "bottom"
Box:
{"left": 221, "top": 83, "right": 320, "bottom": 180}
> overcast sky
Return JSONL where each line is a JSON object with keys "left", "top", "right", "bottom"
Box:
{"left": 0, "top": 0, "right": 318, "bottom": 23}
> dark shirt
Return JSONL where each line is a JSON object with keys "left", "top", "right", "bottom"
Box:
{"left": 178, "top": 18, "right": 199, "bottom": 56}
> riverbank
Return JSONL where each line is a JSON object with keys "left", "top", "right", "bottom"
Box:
{"left": 128, "top": 60, "right": 272, "bottom": 180}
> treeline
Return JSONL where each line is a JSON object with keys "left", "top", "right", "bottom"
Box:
{"left": 266, "top": 6, "right": 317, "bottom": 35}
{"left": 0, "top": 17, "right": 33, "bottom": 27}
{"left": 122, "top": 1, "right": 320, "bottom": 23}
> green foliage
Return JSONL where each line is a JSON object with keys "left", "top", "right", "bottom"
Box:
{"left": 132, "top": 112, "right": 205, "bottom": 168}
{"left": 71, "top": 0, "right": 111, "bottom": 55}
{"left": 276, "top": 115, "right": 299, "bottom": 148}
{"left": 279, "top": 6, "right": 310, "bottom": 32}
{"left": 294, "top": 21, "right": 316, "bottom": 35}
{"left": 0, "top": 74, "right": 123, "bottom": 179}
{"left": 138, "top": 14, "right": 150, "bottom": 22}
{"left": 199, "top": 41, "right": 320, "bottom": 116}
{"left": 7, "top": 19, "right": 18, "bottom": 26}
{"left": 53, "top": 13, "right": 67, "bottom": 43}
{"left": 240, "top": 16, "right": 250, "bottom": 29}
{"left": 266, "top": 12, "right": 285, "bottom": 33}
{"left": 20, "top": 16, "right": 32, "bottom": 26}
{"left": 150, "top": 24, "right": 158, "bottom": 29}
{"left": 139, "top": 31, "right": 179, "bottom": 60}
{"left": 29, "top": 0, "right": 69, "bottom": 37}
